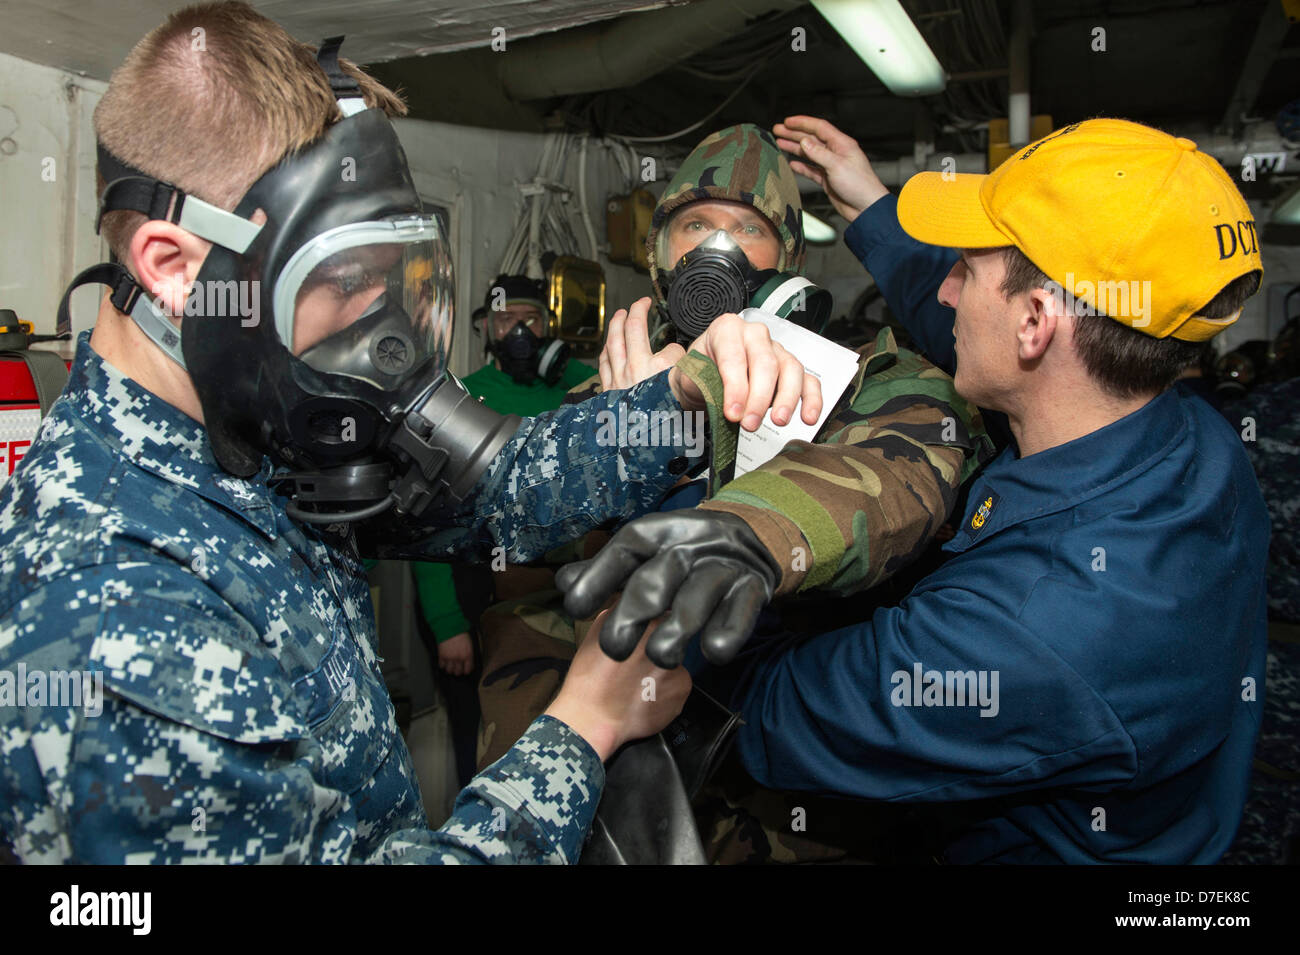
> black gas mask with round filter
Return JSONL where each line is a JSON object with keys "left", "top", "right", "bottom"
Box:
{"left": 660, "top": 230, "right": 832, "bottom": 344}
{"left": 475, "top": 275, "right": 570, "bottom": 386}
{"left": 490, "top": 322, "right": 571, "bottom": 386}
{"left": 56, "top": 37, "right": 520, "bottom": 525}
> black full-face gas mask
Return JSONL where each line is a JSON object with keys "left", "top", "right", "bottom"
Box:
{"left": 659, "top": 230, "right": 833, "bottom": 345}
{"left": 489, "top": 321, "right": 571, "bottom": 386}
{"left": 58, "top": 37, "right": 519, "bottom": 524}
{"left": 475, "top": 275, "right": 570, "bottom": 386}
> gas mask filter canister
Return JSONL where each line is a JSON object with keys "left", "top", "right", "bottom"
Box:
{"left": 661, "top": 230, "right": 831, "bottom": 343}
{"left": 490, "top": 321, "right": 571, "bottom": 386}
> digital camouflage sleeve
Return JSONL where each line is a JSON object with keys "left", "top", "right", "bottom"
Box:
{"left": 363, "top": 366, "right": 697, "bottom": 563}
{"left": 0, "top": 333, "right": 695, "bottom": 864}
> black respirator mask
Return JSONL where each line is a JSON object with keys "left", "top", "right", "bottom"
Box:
{"left": 489, "top": 321, "right": 570, "bottom": 386}
{"left": 659, "top": 230, "right": 832, "bottom": 344}
{"left": 57, "top": 37, "right": 520, "bottom": 525}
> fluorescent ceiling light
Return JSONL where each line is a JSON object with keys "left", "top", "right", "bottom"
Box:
{"left": 802, "top": 210, "right": 838, "bottom": 244}
{"left": 810, "top": 0, "right": 946, "bottom": 97}
{"left": 1275, "top": 182, "right": 1300, "bottom": 226}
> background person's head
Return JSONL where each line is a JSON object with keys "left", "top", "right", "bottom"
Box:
{"left": 476, "top": 274, "right": 549, "bottom": 347}
{"left": 491, "top": 301, "right": 545, "bottom": 343}
{"left": 646, "top": 123, "right": 807, "bottom": 309}
{"left": 94, "top": 0, "right": 406, "bottom": 320}
{"left": 899, "top": 119, "right": 1262, "bottom": 435}
{"left": 473, "top": 274, "right": 570, "bottom": 384}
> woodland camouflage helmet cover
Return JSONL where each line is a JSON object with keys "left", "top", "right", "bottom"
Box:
{"left": 647, "top": 123, "right": 807, "bottom": 307}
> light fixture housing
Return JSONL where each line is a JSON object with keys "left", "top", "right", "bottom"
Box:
{"left": 1274, "top": 181, "right": 1300, "bottom": 226}
{"left": 802, "top": 210, "right": 839, "bottom": 244}
{"left": 810, "top": 0, "right": 947, "bottom": 97}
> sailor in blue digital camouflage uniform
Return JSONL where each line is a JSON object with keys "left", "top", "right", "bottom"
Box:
{"left": 0, "top": 3, "right": 818, "bottom": 864}
{"left": 561, "top": 115, "right": 1271, "bottom": 863}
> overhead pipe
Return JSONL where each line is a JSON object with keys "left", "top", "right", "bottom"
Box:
{"left": 498, "top": 0, "right": 804, "bottom": 101}
{"left": 1007, "top": 0, "right": 1032, "bottom": 149}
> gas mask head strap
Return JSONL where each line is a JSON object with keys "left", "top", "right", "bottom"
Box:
{"left": 56, "top": 261, "right": 186, "bottom": 364}
{"left": 317, "top": 36, "right": 367, "bottom": 117}
{"left": 95, "top": 144, "right": 263, "bottom": 255}
{"left": 67, "top": 37, "right": 363, "bottom": 369}
{"left": 69, "top": 144, "right": 266, "bottom": 368}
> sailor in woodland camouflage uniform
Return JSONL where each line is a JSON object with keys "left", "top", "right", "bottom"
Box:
{"left": 474, "top": 122, "right": 994, "bottom": 859}
{"left": 594, "top": 123, "right": 991, "bottom": 600}
{"left": 0, "top": 4, "right": 825, "bottom": 864}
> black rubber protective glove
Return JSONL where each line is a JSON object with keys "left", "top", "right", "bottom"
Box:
{"left": 556, "top": 510, "right": 781, "bottom": 668}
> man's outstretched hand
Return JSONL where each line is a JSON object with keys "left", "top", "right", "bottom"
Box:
{"left": 599, "top": 297, "right": 686, "bottom": 393}
{"left": 555, "top": 510, "right": 780, "bottom": 669}
{"left": 773, "top": 115, "right": 890, "bottom": 223}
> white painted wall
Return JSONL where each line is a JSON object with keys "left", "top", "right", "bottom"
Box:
{"left": 0, "top": 50, "right": 106, "bottom": 343}
{"left": 1238, "top": 197, "right": 1300, "bottom": 354}
{"left": 803, "top": 217, "right": 875, "bottom": 325}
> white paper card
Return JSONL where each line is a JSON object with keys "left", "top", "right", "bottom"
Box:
{"left": 733, "top": 308, "right": 861, "bottom": 478}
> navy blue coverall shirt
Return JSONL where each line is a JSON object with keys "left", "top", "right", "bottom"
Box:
{"left": 732, "top": 195, "right": 1270, "bottom": 863}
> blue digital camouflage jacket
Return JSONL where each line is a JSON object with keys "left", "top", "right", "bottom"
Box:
{"left": 0, "top": 333, "right": 695, "bottom": 863}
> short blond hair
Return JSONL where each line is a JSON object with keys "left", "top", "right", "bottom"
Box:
{"left": 95, "top": 1, "right": 406, "bottom": 265}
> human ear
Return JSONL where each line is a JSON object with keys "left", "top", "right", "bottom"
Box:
{"left": 129, "top": 221, "right": 213, "bottom": 319}
{"left": 1019, "top": 286, "right": 1060, "bottom": 360}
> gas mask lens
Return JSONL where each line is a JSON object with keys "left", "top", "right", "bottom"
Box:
{"left": 274, "top": 214, "right": 455, "bottom": 389}
{"left": 659, "top": 207, "right": 786, "bottom": 273}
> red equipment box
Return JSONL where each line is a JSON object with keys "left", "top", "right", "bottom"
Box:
{"left": 0, "top": 354, "right": 67, "bottom": 484}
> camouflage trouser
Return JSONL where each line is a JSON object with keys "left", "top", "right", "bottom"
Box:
{"left": 476, "top": 594, "right": 933, "bottom": 863}
{"left": 692, "top": 747, "right": 944, "bottom": 864}
{"left": 475, "top": 589, "right": 577, "bottom": 770}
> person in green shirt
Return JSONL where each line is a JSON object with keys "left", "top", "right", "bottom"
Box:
{"left": 411, "top": 274, "right": 594, "bottom": 784}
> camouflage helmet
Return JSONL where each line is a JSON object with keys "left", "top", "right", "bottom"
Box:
{"left": 646, "top": 123, "right": 806, "bottom": 307}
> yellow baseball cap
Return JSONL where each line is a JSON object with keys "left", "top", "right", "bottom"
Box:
{"left": 897, "top": 119, "right": 1262, "bottom": 341}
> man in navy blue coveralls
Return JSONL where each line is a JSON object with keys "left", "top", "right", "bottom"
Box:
{"left": 711, "top": 116, "right": 1271, "bottom": 863}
